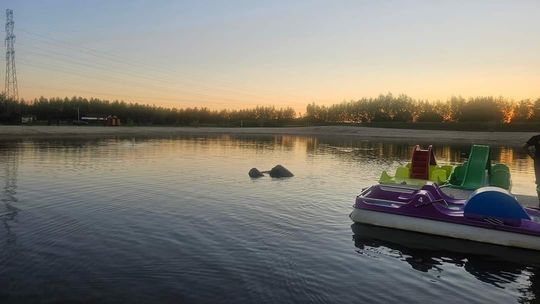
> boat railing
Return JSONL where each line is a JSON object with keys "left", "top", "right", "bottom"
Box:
{"left": 359, "top": 196, "right": 410, "bottom": 207}
{"left": 377, "top": 185, "right": 417, "bottom": 194}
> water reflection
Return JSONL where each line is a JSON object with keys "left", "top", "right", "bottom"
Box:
{"left": 0, "top": 135, "right": 536, "bottom": 201}
{"left": 0, "top": 135, "right": 536, "bottom": 207}
{"left": 0, "top": 135, "right": 535, "bottom": 169}
{"left": 0, "top": 135, "right": 537, "bottom": 303}
{"left": 313, "top": 137, "right": 533, "bottom": 166}
{"left": 0, "top": 144, "right": 19, "bottom": 245}
{"left": 351, "top": 223, "right": 540, "bottom": 302}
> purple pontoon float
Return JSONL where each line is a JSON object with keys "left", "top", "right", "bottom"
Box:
{"left": 350, "top": 184, "right": 540, "bottom": 250}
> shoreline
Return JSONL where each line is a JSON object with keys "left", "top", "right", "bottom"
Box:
{"left": 0, "top": 125, "right": 537, "bottom": 146}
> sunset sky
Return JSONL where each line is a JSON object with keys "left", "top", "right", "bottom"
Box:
{"left": 3, "top": 0, "right": 540, "bottom": 111}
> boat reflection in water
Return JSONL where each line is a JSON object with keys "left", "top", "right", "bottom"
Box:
{"left": 351, "top": 223, "right": 540, "bottom": 299}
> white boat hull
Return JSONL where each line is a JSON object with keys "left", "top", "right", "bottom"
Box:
{"left": 350, "top": 208, "right": 540, "bottom": 251}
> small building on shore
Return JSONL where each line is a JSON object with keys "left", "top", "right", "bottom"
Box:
{"left": 106, "top": 115, "right": 121, "bottom": 126}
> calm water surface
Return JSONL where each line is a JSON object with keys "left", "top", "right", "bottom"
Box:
{"left": 1, "top": 135, "right": 539, "bottom": 303}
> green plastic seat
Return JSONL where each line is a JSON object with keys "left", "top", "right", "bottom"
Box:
{"left": 395, "top": 166, "right": 410, "bottom": 179}
{"left": 490, "top": 163, "right": 511, "bottom": 190}
{"left": 379, "top": 171, "right": 393, "bottom": 184}
{"left": 430, "top": 168, "right": 447, "bottom": 184}
{"left": 449, "top": 165, "right": 465, "bottom": 185}
{"left": 440, "top": 165, "right": 454, "bottom": 178}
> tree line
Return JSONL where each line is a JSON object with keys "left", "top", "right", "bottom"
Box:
{"left": 1, "top": 93, "right": 540, "bottom": 126}
{"left": 305, "top": 94, "right": 540, "bottom": 124}
{"left": 0, "top": 95, "right": 296, "bottom": 126}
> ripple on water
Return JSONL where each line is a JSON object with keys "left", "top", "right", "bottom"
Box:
{"left": 0, "top": 136, "right": 539, "bottom": 303}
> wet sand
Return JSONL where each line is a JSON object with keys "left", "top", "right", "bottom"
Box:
{"left": 0, "top": 125, "right": 537, "bottom": 146}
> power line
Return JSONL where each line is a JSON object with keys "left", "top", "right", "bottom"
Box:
{"left": 16, "top": 59, "right": 267, "bottom": 106}
{"left": 18, "top": 61, "right": 295, "bottom": 108}
{"left": 16, "top": 48, "right": 307, "bottom": 108}
{"left": 17, "top": 39, "right": 307, "bottom": 107}
{"left": 17, "top": 45, "right": 251, "bottom": 101}
{"left": 12, "top": 27, "right": 311, "bottom": 110}
{"left": 4, "top": 9, "right": 18, "bottom": 100}
{"left": 16, "top": 28, "right": 307, "bottom": 103}
{"left": 17, "top": 29, "right": 255, "bottom": 90}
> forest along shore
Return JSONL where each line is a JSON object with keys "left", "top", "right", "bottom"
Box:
{"left": 0, "top": 125, "right": 537, "bottom": 146}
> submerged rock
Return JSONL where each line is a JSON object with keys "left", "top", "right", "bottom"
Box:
{"left": 248, "top": 168, "right": 264, "bottom": 178}
{"left": 269, "top": 165, "right": 294, "bottom": 178}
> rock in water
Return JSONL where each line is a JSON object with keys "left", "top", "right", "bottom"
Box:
{"left": 249, "top": 168, "right": 264, "bottom": 178}
{"left": 269, "top": 165, "right": 294, "bottom": 178}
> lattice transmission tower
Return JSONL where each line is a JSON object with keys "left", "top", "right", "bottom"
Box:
{"left": 4, "top": 9, "right": 18, "bottom": 100}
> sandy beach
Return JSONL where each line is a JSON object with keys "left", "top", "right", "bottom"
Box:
{"left": 0, "top": 125, "right": 537, "bottom": 146}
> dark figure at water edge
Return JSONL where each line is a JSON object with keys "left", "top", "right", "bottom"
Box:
{"left": 524, "top": 135, "right": 540, "bottom": 206}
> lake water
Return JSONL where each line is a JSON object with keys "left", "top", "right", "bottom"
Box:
{"left": 1, "top": 135, "right": 539, "bottom": 303}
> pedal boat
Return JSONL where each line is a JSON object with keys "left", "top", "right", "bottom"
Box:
{"left": 350, "top": 184, "right": 540, "bottom": 251}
